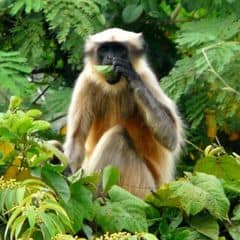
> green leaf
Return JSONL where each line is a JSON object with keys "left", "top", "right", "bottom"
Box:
{"left": 14, "top": 116, "right": 33, "bottom": 136}
{"left": 159, "top": 208, "right": 183, "bottom": 236}
{"left": 47, "top": 213, "right": 65, "bottom": 234}
{"left": 227, "top": 223, "right": 240, "bottom": 240}
{"left": 172, "top": 227, "right": 210, "bottom": 240}
{"left": 96, "top": 186, "right": 149, "bottom": 233}
{"left": 70, "top": 182, "right": 94, "bottom": 221}
{"left": 108, "top": 185, "right": 149, "bottom": 209}
{"left": 33, "top": 0, "right": 42, "bottom": 12}
{"left": 82, "top": 224, "right": 93, "bottom": 239}
{"left": 190, "top": 173, "right": 230, "bottom": 220}
{"left": 5, "top": 189, "right": 16, "bottom": 210}
{"left": 146, "top": 172, "right": 230, "bottom": 219}
{"left": 61, "top": 182, "right": 93, "bottom": 233}
{"left": 122, "top": 4, "right": 144, "bottom": 23}
{"left": 0, "top": 127, "right": 17, "bottom": 141}
{"left": 195, "top": 155, "right": 240, "bottom": 194}
{"left": 26, "top": 207, "right": 36, "bottom": 229}
{"left": 102, "top": 165, "right": 120, "bottom": 192}
{"left": 4, "top": 206, "right": 22, "bottom": 239}
{"left": 26, "top": 109, "right": 42, "bottom": 118}
{"left": 8, "top": 96, "right": 22, "bottom": 111}
{"left": 169, "top": 180, "right": 207, "bottom": 216}
{"left": 232, "top": 204, "right": 240, "bottom": 221}
{"left": 40, "top": 223, "right": 51, "bottom": 240}
{"left": 41, "top": 167, "right": 70, "bottom": 203}
{"left": 16, "top": 187, "right": 25, "bottom": 204}
{"left": 94, "top": 65, "right": 114, "bottom": 75}
{"left": 28, "top": 120, "right": 50, "bottom": 133}
{"left": 12, "top": 215, "right": 27, "bottom": 240}
{"left": 190, "top": 214, "right": 219, "bottom": 240}
{"left": 138, "top": 233, "right": 158, "bottom": 240}
{"left": 10, "top": 0, "right": 25, "bottom": 15}
{"left": 39, "top": 211, "right": 57, "bottom": 237}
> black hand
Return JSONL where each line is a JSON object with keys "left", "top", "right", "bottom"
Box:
{"left": 112, "top": 57, "right": 139, "bottom": 81}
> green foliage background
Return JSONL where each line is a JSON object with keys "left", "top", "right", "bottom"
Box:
{"left": 0, "top": 0, "right": 240, "bottom": 239}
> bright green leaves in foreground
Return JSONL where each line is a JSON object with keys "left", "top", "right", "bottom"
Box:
{"left": 195, "top": 154, "right": 240, "bottom": 194}
{"left": 1, "top": 178, "right": 71, "bottom": 240}
{"left": 0, "top": 97, "right": 67, "bottom": 178}
{"left": 96, "top": 186, "right": 153, "bottom": 233}
{"left": 147, "top": 172, "right": 229, "bottom": 220}
{"left": 0, "top": 51, "right": 34, "bottom": 99}
{"left": 146, "top": 172, "right": 230, "bottom": 240}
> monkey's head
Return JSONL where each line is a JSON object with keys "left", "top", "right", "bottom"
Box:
{"left": 84, "top": 28, "right": 147, "bottom": 84}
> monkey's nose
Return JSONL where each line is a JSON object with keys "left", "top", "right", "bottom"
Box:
{"left": 102, "top": 55, "right": 114, "bottom": 65}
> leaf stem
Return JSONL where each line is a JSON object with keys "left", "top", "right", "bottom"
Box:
{"left": 201, "top": 42, "right": 240, "bottom": 97}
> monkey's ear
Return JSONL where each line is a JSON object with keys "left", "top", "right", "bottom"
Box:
{"left": 84, "top": 35, "right": 95, "bottom": 55}
{"left": 137, "top": 33, "right": 147, "bottom": 52}
{"left": 137, "top": 32, "right": 143, "bottom": 38}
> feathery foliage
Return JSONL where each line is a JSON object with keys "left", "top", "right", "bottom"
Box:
{"left": 43, "top": 0, "right": 108, "bottom": 67}
{"left": 161, "top": 15, "right": 240, "bottom": 138}
{"left": 0, "top": 51, "right": 34, "bottom": 100}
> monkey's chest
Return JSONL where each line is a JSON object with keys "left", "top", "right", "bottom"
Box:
{"left": 85, "top": 105, "right": 157, "bottom": 161}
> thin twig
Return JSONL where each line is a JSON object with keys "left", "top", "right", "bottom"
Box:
{"left": 171, "top": 3, "right": 182, "bottom": 20}
{"left": 201, "top": 42, "right": 240, "bottom": 97}
{"left": 215, "top": 136, "right": 222, "bottom": 146}
{"left": 49, "top": 113, "right": 67, "bottom": 123}
{"left": 185, "top": 139, "right": 204, "bottom": 153}
{"left": 31, "top": 85, "right": 50, "bottom": 105}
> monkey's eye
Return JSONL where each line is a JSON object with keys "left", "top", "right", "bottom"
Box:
{"left": 97, "top": 47, "right": 108, "bottom": 64}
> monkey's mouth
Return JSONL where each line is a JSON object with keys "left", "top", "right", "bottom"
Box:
{"left": 106, "top": 72, "right": 121, "bottom": 85}
{"left": 101, "top": 57, "right": 121, "bottom": 85}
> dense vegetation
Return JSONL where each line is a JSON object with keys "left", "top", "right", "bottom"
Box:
{"left": 0, "top": 0, "right": 240, "bottom": 239}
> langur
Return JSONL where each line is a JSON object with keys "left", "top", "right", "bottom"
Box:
{"left": 64, "top": 28, "right": 183, "bottom": 198}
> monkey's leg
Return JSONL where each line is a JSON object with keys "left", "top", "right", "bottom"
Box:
{"left": 82, "top": 125, "right": 156, "bottom": 198}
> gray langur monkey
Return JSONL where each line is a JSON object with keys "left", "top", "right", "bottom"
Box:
{"left": 64, "top": 28, "right": 184, "bottom": 198}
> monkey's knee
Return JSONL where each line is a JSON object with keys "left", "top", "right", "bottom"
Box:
{"left": 100, "top": 124, "right": 126, "bottom": 139}
{"left": 82, "top": 124, "right": 129, "bottom": 172}
{"left": 82, "top": 125, "right": 156, "bottom": 197}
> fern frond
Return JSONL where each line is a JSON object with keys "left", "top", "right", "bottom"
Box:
{"left": 160, "top": 57, "right": 197, "bottom": 101}
{"left": 10, "top": 0, "right": 43, "bottom": 15}
{"left": 163, "top": 13, "right": 240, "bottom": 131}
{"left": 43, "top": 0, "right": 107, "bottom": 67}
{"left": 184, "top": 89, "right": 209, "bottom": 129}
{"left": 11, "top": 15, "right": 54, "bottom": 67}
{"left": 0, "top": 51, "right": 34, "bottom": 97}
{"left": 177, "top": 16, "right": 240, "bottom": 49}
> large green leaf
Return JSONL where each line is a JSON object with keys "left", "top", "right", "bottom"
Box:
{"left": 158, "top": 208, "right": 183, "bottom": 236}
{"left": 102, "top": 165, "right": 120, "bottom": 192}
{"left": 194, "top": 155, "right": 240, "bottom": 194}
{"left": 95, "top": 186, "right": 149, "bottom": 233}
{"left": 171, "top": 227, "right": 210, "bottom": 240}
{"left": 41, "top": 167, "right": 70, "bottom": 203}
{"left": 61, "top": 182, "right": 94, "bottom": 233}
{"left": 146, "top": 172, "right": 230, "bottom": 219}
{"left": 190, "top": 173, "right": 230, "bottom": 219}
{"left": 227, "top": 223, "right": 240, "bottom": 240}
{"left": 122, "top": 4, "right": 144, "bottom": 23}
{"left": 190, "top": 214, "right": 219, "bottom": 240}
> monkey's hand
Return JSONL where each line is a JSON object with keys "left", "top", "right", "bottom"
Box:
{"left": 113, "top": 57, "right": 140, "bottom": 82}
{"left": 114, "top": 57, "right": 178, "bottom": 151}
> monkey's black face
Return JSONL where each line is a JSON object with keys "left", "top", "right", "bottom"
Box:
{"left": 97, "top": 42, "right": 129, "bottom": 84}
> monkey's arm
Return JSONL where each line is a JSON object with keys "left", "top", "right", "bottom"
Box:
{"left": 113, "top": 58, "right": 181, "bottom": 151}
{"left": 64, "top": 78, "right": 94, "bottom": 172}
